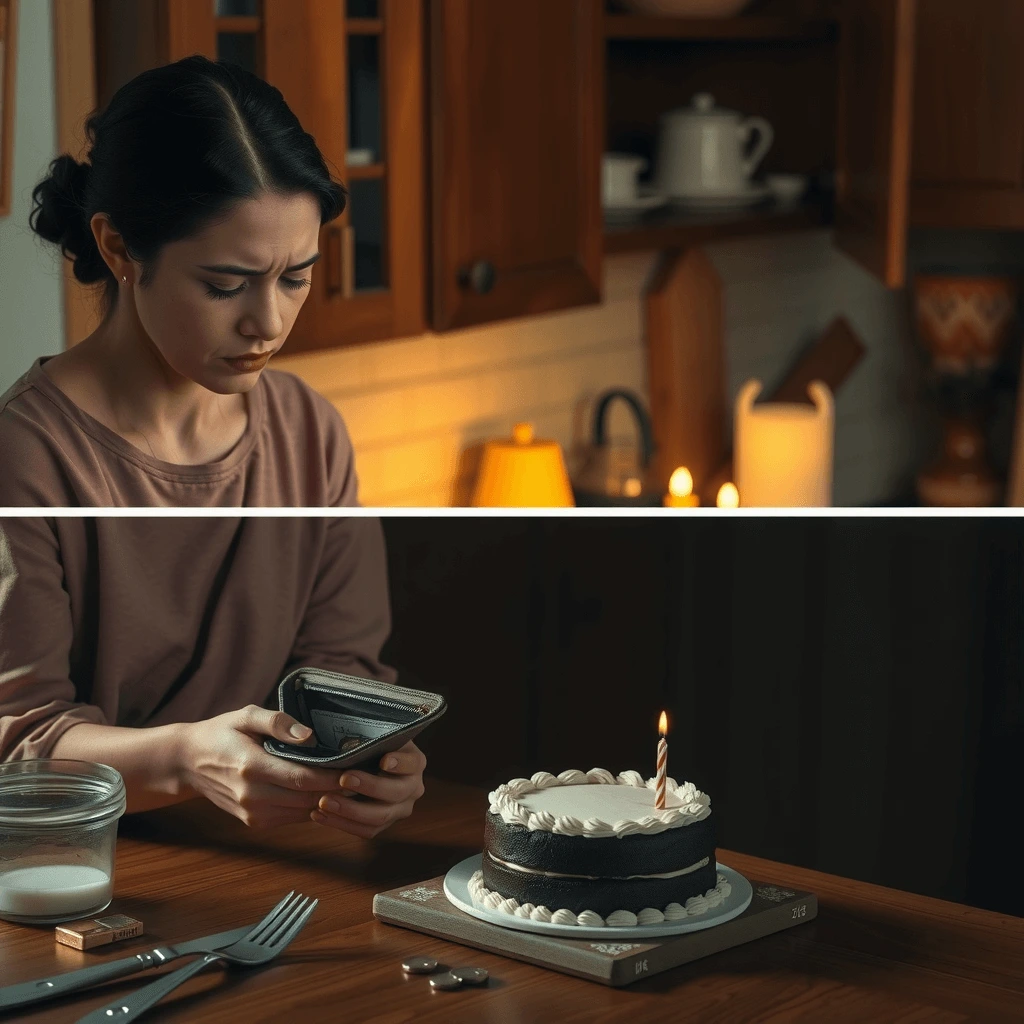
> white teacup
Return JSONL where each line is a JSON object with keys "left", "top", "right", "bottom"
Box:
{"left": 602, "top": 153, "right": 648, "bottom": 206}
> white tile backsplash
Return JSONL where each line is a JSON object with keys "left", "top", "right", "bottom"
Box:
{"left": 274, "top": 232, "right": 923, "bottom": 506}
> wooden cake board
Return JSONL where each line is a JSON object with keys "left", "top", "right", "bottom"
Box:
{"left": 373, "top": 872, "right": 817, "bottom": 987}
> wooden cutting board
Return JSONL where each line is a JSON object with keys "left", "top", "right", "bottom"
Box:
{"left": 646, "top": 247, "right": 727, "bottom": 496}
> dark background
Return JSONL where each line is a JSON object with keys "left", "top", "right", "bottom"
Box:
{"left": 378, "top": 518, "right": 1022, "bottom": 919}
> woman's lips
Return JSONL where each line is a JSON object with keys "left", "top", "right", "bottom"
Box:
{"left": 224, "top": 352, "right": 272, "bottom": 373}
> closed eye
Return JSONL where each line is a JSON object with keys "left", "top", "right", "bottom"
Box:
{"left": 205, "top": 278, "right": 311, "bottom": 300}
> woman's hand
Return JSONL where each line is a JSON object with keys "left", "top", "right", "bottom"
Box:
{"left": 311, "top": 739, "right": 427, "bottom": 839}
{"left": 175, "top": 704, "right": 347, "bottom": 829}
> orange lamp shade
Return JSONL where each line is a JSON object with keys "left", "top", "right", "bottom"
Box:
{"left": 471, "top": 423, "right": 575, "bottom": 507}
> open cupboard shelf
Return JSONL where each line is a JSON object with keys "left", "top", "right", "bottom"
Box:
{"left": 603, "top": 3, "right": 839, "bottom": 257}
{"left": 603, "top": 196, "right": 830, "bottom": 254}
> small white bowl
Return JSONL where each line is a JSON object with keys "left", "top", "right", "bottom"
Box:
{"left": 619, "top": 0, "right": 753, "bottom": 16}
{"left": 765, "top": 174, "right": 809, "bottom": 205}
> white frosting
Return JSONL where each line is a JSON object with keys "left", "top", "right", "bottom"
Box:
{"left": 468, "top": 869, "right": 732, "bottom": 928}
{"left": 486, "top": 851, "right": 710, "bottom": 881}
{"left": 488, "top": 769, "right": 711, "bottom": 838}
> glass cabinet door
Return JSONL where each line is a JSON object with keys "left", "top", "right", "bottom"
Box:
{"left": 204, "top": 0, "right": 424, "bottom": 348}
{"left": 344, "top": 11, "right": 385, "bottom": 293}
{"left": 213, "top": 0, "right": 262, "bottom": 77}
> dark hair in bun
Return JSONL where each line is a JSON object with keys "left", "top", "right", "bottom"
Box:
{"left": 29, "top": 55, "right": 348, "bottom": 323}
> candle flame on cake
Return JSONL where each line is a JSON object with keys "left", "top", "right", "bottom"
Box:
{"left": 658, "top": 710, "right": 668, "bottom": 736}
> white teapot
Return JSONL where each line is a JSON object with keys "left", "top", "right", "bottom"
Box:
{"left": 654, "top": 93, "right": 773, "bottom": 198}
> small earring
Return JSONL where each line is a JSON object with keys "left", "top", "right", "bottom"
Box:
{"left": 122, "top": 276, "right": 127, "bottom": 283}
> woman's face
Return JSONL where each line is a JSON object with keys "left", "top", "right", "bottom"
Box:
{"left": 91, "top": 191, "right": 323, "bottom": 394}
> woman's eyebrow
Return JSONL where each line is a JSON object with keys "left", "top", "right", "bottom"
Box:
{"left": 197, "top": 253, "right": 321, "bottom": 276}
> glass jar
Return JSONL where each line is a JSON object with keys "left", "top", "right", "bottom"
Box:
{"left": 0, "top": 760, "right": 126, "bottom": 925}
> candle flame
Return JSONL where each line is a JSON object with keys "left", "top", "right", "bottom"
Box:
{"left": 658, "top": 710, "right": 668, "bottom": 736}
{"left": 717, "top": 482, "right": 740, "bottom": 508}
{"left": 512, "top": 422, "right": 535, "bottom": 445}
{"left": 668, "top": 467, "right": 693, "bottom": 498}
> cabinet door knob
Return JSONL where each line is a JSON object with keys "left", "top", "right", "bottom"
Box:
{"left": 457, "top": 260, "right": 496, "bottom": 294}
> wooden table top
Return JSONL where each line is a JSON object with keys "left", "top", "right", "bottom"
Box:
{"left": 1, "top": 777, "right": 1021, "bottom": 1023}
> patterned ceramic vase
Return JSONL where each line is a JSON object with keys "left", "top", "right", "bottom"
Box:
{"left": 916, "top": 418, "right": 1000, "bottom": 507}
{"left": 912, "top": 274, "right": 1019, "bottom": 506}
{"left": 913, "top": 275, "right": 1018, "bottom": 374}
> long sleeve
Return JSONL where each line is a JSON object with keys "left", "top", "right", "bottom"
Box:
{"left": 283, "top": 517, "right": 398, "bottom": 685}
{"left": 0, "top": 518, "right": 108, "bottom": 761}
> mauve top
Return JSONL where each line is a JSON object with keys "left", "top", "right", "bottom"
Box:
{"left": 0, "top": 516, "right": 398, "bottom": 762}
{"left": 0, "top": 358, "right": 357, "bottom": 506}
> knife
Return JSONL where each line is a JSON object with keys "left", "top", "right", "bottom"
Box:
{"left": 0, "top": 922, "right": 253, "bottom": 1013}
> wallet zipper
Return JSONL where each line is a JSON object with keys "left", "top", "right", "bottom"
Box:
{"left": 300, "top": 682, "right": 433, "bottom": 717}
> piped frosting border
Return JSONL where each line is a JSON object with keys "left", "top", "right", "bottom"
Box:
{"left": 469, "top": 868, "right": 732, "bottom": 928}
{"left": 488, "top": 768, "right": 711, "bottom": 838}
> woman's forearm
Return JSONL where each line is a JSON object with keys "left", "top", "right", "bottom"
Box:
{"left": 49, "top": 721, "right": 198, "bottom": 814}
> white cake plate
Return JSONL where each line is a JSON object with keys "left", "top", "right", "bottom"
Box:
{"left": 443, "top": 854, "right": 753, "bottom": 940}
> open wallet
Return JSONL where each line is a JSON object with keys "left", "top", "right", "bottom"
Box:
{"left": 264, "top": 667, "right": 447, "bottom": 772}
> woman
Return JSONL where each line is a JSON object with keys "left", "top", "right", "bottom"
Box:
{"left": 0, "top": 515, "right": 428, "bottom": 836}
{"left": 0, "top": 56, "right": 355, "bottom": 506}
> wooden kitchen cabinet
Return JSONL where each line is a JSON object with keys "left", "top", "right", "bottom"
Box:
{"left": 92, "top": 0, "right": 604, "bottom": 348}
{"left": 428, "top": 0, "right": 604, "bottom": 331}
{"left": 833, "top": 0, "right": 915, "bottom": 289}
{"left": 909, "top": 0, "right": 1024, "bottom": 230}
{"left": 93, "top": 0, "right": 427, "bottom": 353}
{"left": 80, "top": 0, "right": 1024, "bottom": 347}
{"left": 603, "top": 2, "right": 840, "bottom": 256}
{"left": 607, "top": 0, "right": 1024, "bottom": 290}
{"left": 835, "top": 0, "right": 1024, "bottom": 288}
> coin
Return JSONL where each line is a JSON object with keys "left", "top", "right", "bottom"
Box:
{"left": 401, "top": 957, "right": 439, "bottom": 975}
{"left": 451, "top": 967, "right": 489, "bottom": 986}
{"left": 429, "top": 972, "right": 463, "bottom": 991}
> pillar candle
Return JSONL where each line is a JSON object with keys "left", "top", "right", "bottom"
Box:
{"left": 734, "top": 379, "right": 835, "bottom": 507}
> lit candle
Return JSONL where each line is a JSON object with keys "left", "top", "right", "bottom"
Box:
{"left": 663, "top": 467, "right": 700, "bottom": 508}
{"left": 716, "top": 482, "right": 740, "bottom": 508}
{"left": 655, "top": 710, "right": 668, "bottom": 810}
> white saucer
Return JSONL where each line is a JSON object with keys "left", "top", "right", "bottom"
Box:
{"left": 603, "top": 192, "right": 669, "bottom": 217}
{"left": 669, "top": 183, "right": 772, "bottom": 210}
{"left": 443, "top": 854, "right": 753, "bottom": 940}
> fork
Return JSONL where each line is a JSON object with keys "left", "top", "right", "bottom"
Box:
{"left": 75, "top": 891, "right": 319, "bottom": 1023}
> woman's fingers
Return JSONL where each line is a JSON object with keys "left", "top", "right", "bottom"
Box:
{"left": 378, "top": 741, "right": 427, "bottom": 776}
{"left": 246, "top": 754, "right": 345, "bottom": 794}
{"left": 238, "top": 780, "right": 354, "bottom": 812}
{"left": 315, "top": 792, "right": 400, "bottom": 828}
{"left": 338, "top": 768, "right": 423, "bottom": 803}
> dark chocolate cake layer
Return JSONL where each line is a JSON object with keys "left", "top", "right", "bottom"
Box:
{"left": 480, "top": 855, "right": 718, "bottom": 917}
{"left": 484, "top": 810, "right": 715, "bottom": 878}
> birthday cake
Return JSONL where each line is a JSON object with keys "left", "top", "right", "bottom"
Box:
{"left": 469, "top": 769, "right": 729, "bottom": 928}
